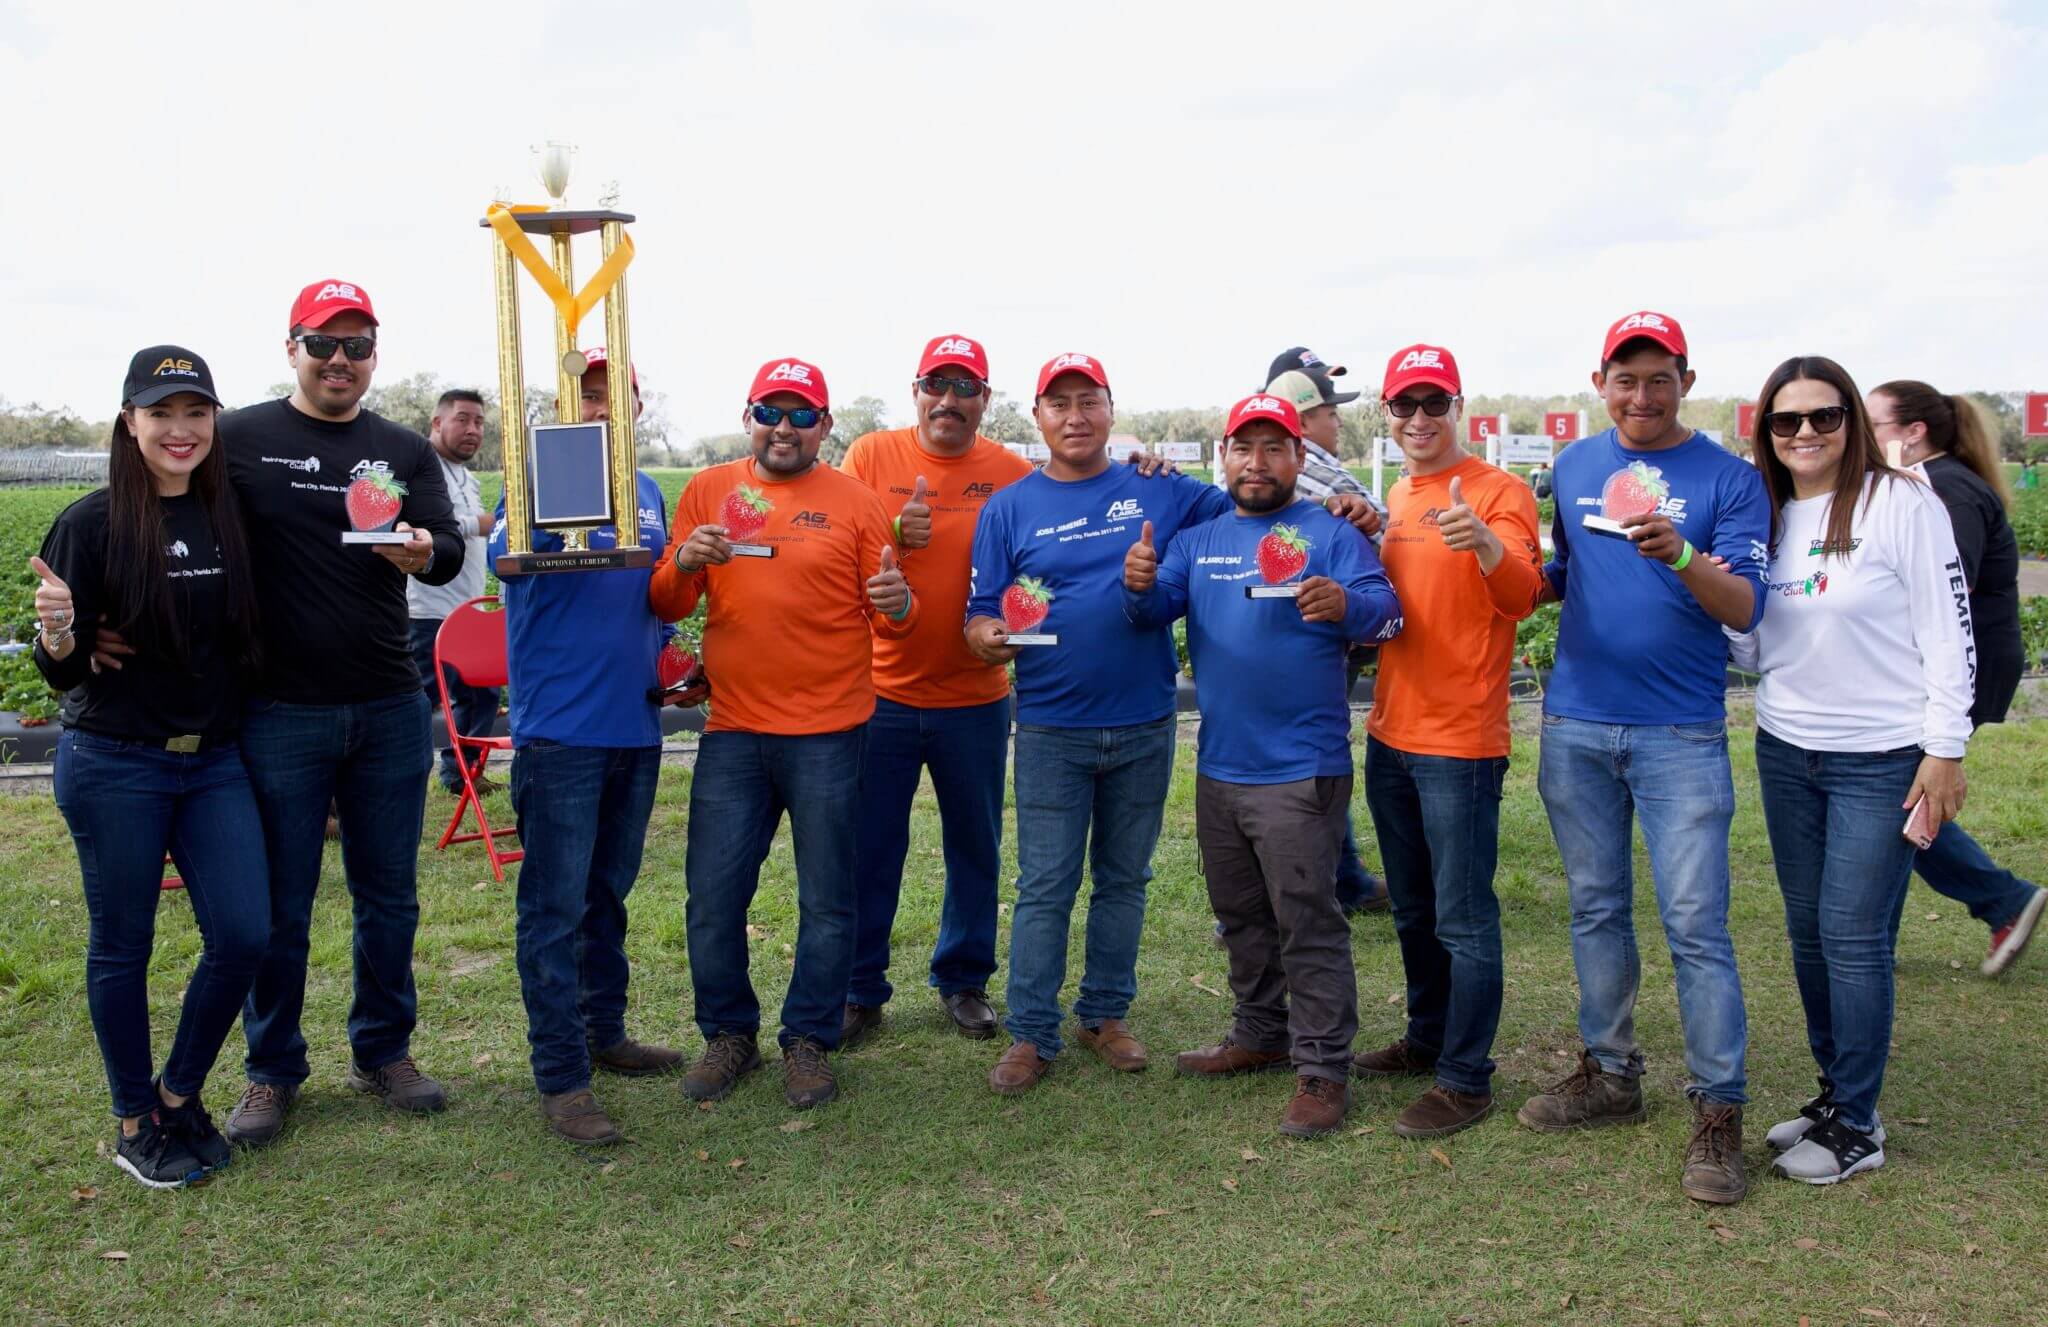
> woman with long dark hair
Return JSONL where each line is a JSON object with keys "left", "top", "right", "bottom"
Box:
{"left": 31, "top": 347, "right": 268, "bottom": 1189}
{"left": 1867, "top": 382, "right": 2044, "bottom": 976}
{"left": 1731, "top": 356, "right": 1975, "bottom": 1185}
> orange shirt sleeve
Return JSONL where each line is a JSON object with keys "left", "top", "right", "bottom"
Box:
{"left": 648, "top": 478, "right": 706, "bottom": 621}
{"left": 1478, "top": 475, "right": 1543, "bottom": 621}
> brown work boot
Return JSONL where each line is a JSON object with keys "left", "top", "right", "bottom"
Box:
{"left": 540, "top": 1088, "right": 622, "bottom": 1145}
{"left": 346, "top": 1056, "right": 448, "bottom": 1113}
{"left": 592, "top": 1036, "right": 684, "bottom": 1077}
{"left": 1515, "top": 1051, "right": 1646, "bottom": 1132}
{"left": 683, "top": 1033, "right": 762, "bottom": 1102}
{"left": 783, "top": 1037, "right": 838, "bottom": 1110}
{"left": 989, "top": 1040, "right": 1052, "bottom": 1095}
{"left": 1393, "top": 1085, "right": 1495, "bottom": 1139}
{"left": 1278, "top": 1074, "right": 1351, "bottom": 1138}
{"left": 1175, "top": 1037, "right": 1291, "bottom": 1078}
{"left": 1681, "top": 1101, "right": 1749, "bottom": 1205}
{"left": 840, "top": 1002, "right": 885, "bottom": 1049}
{"left": 223, "top": 1081, "right": 299, "bottom": 1148}
{"left": 1350, "top": 1037, "right": 1438, "bottom": 1079}
{"left": 1074, "top": 1018, "right": 1148, "bottom": 1072}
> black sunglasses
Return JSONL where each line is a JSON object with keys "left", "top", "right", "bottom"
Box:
{"left": 917, "top": 374, "right": 985, "bottom": 399}
{"left": 1764, "top": 407, "right": 1848, "bottom": 438}
{"left": 1383, "top": 394, "right": 1454, "bottom": 418}
{"left": 295, "top": 333, "right": 376, "bottom": 362}
{"left": 751, "top": 402, "right": 823, "bottom": 429}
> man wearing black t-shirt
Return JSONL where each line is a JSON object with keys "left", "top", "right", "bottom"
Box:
{"left": 211, "top": 279, "right": 463, "bottom": 1145}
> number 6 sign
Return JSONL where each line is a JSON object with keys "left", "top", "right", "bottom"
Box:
{"left": 1467, "top": 414, "right": 1504, "bottom": 445}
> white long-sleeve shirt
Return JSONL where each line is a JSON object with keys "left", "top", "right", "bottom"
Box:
{"left": 1733, "top": 471, "right": 1976, "bottom": 758}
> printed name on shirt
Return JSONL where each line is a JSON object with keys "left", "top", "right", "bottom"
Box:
{"left": 262, "top": 455, "right": 322, "bottom": 473}
{"left": 1035, "top": 516, "right": 1090, "bottom": 537}
{"left": 1806, "top": 537, "right": 1862, "bottom": 556}
{"left": 1195, "top": 555, "right": 1244, "bottom": 566}
{"left": 1945, "top": 556, "right": 1977, "bottom": 686}
{"left": 792, "top": 510, "right": 832, "bottom": 530}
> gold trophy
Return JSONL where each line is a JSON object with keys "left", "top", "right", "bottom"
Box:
{"left": 484, "top": 141, "right": 651, "bottom": 575}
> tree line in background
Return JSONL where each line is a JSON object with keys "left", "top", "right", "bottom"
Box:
{"left": 5, "top": 381, "right": 2044, "bottom": 468}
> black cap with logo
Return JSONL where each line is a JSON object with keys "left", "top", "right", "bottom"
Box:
{"left": 122, "top": 345, "right": 222, "bottom": 408}
{"left": 1265, "top": 346, "right": 1358, "bottom": 405}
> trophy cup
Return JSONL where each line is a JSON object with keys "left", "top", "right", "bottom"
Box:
{"left": 483, "top": 142, "right": 651, "bottom": 575}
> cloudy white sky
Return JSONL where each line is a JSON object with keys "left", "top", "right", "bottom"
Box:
{"left": 2, "top": 0, "right": 2043, "bottom": 440}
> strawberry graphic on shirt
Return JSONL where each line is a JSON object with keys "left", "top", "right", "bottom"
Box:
{"left": 720, "top": 484, "right": 773, "bottom": 542}
{"left": 1001, "top": 576, "right": 1053, "bottom": 632}
{"left": 1255, "top": 524, "right": 1311, "bottom": 584}
{"left": 1600, "top": 461, "right": 1669, "bottom": 520}
{"left": 345, "top": 470, "right": 407, "bottom": 532}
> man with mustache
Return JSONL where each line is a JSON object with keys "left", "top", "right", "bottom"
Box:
{"left": 837, "top": 336, "right": 1033, "bottom": 1046}
{"left": 408, "top": 388, "right": 498, "bottom": 796}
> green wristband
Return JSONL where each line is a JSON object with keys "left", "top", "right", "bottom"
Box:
{"left": 1670, "top": 541, "right": 1694, "bottom": 572}
{"left": 892, "top": 516, "right": 903, "bottom": 545}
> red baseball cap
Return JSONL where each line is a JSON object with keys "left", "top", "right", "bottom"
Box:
{"left": 1381, "top": 344, "right": 1462, "bottom": 399}
{"left": 1601, "top": 310, "right": 1687, "bottom": 362}
{"left": 1226, "top": 392, "right": 1302, "bottom": 440}
{"left": 748, "top": 357, "right": 829, "bottom": 410}
{"left": 582, "top": 345, "right": 639, "bottom": 391}
{"left": 917, "top": 334, "right": 989, "bottom": 381}
{"left": 1035, "top": 352, "right": 1110, "bottom": 399}
{"left": 289, "top": 279, "right": 378, "bottom": 331}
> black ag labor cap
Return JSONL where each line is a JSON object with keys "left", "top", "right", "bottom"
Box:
{"left": 123, "top": 345, "right": 222, "bottom": 408}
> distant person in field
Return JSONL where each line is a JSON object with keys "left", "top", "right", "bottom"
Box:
{"left": 34, "top": 347, "right": 266, "bottom": 1189}
{"left": 408, "top": 388, "right": 498, "bottom": 795}
{"left": 488, "top": 348, "right": 689, "bottom": 1145}
{"left": 1125, "top": 392, "right": 1401, "bottom": 1139}
{"left": 651, "top": 357, "right": 916, "bottom": 1112}
{"left": 837, "top": 335, "right": 1033, "bottom": 1049}
{"left": 1356, "top": 344, "right": 1543, "bottom": 1140}
{"left": 1868, "top": 381, "right": 2043, "bottom": 975}
{"left": 1518, "top": 310, "right": 1768, "bottom": 1207}
{"left": 1731, "top": 357, "right": 1974, "bottom": 1185}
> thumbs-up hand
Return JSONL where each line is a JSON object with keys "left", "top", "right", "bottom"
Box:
{"left": 1124, "top": 519, "right": 1158, "bottom": 592}
{"left": 867, "top": 543, "right": 912, "bottom": 618}
{"left": 1435, "top": 473, "right": 1503, "bottom": 570}
{"left": 29, "top": 555, "right": 78, "bottom": 658}
{"left": 896, "top": 474, "right": 933, "bottom": 550}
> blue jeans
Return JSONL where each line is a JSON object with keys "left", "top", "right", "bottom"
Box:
{"left": 238, "top": 691, "right": 432, "bottom": 1085}
{"left": 1915, "top": 821, "right": 2038, "bottom": 930}
{"left": 1364, "top": 737, "right": 1506, "bottom": 1096}
{"left": 1537, "top": 713, "right": 1748, "bottom": 1104}
{"left": 1005, "top": 717, "right": 1176, "bottom": 1058}
{"left": 510, "top": 742, "right": 660, "bottom": 1094}
{"left": 54, "top": 731, "right": 271, "bottom": 1119}
{"left": 1754, "top": 730, "right": 1921, "bottom": 1133}
{"left": 410, "top": 618, "right": 500, "bottom": 790}
{"left": 849, "top": 696, "right": 1009, "bottom": 1007}
{"left": 686, "top": 726, "right": 867, "bottom": 1050}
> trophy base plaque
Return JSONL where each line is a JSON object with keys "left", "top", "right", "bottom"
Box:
{"left": 496, "top": 546, "right": 655, "bottom": 576}
{"left": 1246, "top": 584, "right": 1302, "bottom": 599}
{"left": 1580, "top": 514, "right": 1634, "bottom": 539}
{"left": 729, "top": 544, "right": 776, "bottom": 559}
{"left": 1008, "top": 634, "right": 1057, "bottom": 646}
{"left": 342, "top": 531, "right": 415, "bottom": 545}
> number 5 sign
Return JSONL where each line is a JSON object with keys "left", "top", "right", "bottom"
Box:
{"left": 2026, "top": 393, "right": 2048, "bottom": 437}
{"left": 1542, "top": 411, "right": 1577, "bottom": 441}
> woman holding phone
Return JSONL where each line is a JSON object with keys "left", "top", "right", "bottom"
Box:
{"left": 32, "top": 347, "right": 267, "bottom": 1188}
{"left": 1732, "top": 356, "right": 1974, "bottom": 1185}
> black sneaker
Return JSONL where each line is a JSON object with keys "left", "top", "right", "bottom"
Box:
{"left": 113, "top": 1112, "right": 206, "bottom": 1190}
{"left": 1772, "top": 1114, "right": 1885, "bottom": 1185}
{"left": 158, "top": 1090, "right": 232, "bottom": 1172}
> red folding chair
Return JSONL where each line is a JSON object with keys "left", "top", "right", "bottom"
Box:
{"left": 432, "top": 596, "right": 522, "bottom": 880}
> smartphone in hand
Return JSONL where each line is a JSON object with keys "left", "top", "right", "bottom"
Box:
{"left": 1902, "top": 797, "right": 1936, "bottom": 851}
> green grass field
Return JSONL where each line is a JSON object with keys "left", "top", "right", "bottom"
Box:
{"left": 2, "top": 697, "right": 2044, "bottom": 1325}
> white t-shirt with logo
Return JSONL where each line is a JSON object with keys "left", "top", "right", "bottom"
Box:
{"left": 408, "top": 451, "right": 487, "bottom": 620}
{"left": 1737, "top": 471, "right": 1975, "bottom": 758}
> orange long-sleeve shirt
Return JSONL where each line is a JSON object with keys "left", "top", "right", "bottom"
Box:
{"left": 649, "top": 457, "right": 918, "bottom": 735}
{"left": 842, "top": 427, "right": 1034, "bottom": 709}
{"left": 1367, "top": 456, "right": 1543, "bottom": 758}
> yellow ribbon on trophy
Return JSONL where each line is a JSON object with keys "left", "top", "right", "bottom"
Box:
{"left": 486, "top": 203, "right": 635, "bottom": 339}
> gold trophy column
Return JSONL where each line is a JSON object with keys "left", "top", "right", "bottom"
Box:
{"left": 548, "top": 230, "right": 586, "bottom": 549}
{"left": 600, "top": 218, "right": 639, "bottom": 554}
{"left": 492, "top": 235, "right": 531, "bottom": 562}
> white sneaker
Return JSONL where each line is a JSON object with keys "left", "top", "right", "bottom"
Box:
{"left": 1766, "top": 1082, "right": 1835, "bottom": 1152}
{"left": 1984, "top": 886, "right": 2047, "bottom": 977}
{"left": 1772, "top": 1116, "right": 1885, "bottom": 1185}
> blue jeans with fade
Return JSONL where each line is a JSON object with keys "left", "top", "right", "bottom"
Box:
{"left": 55, "top": 731, "right": 271, "bottom": 1119}
{"left": 1753, "top": 729, "right": 1922, "bottom": 1134}
{"left": 509, "top": 741, "right": 660, "bottom": 1095}
{"left": 686, "top": 726, "right": 867, "bottom": 1050}
{"left": 237, "top": 690, "right": 432, "bottom": 1086}
{"left": 848, "top": 695, "right": 1010, "bottom": 1008}
{"left": 1364, "top": 736, "right": 1507, "bottom": 1097}
{"left": 1004, "top": 717, "right": 1176, "bottom": 1059}
{"left": 1914, "top": 821, "right": 2039, "bottom": 930}
{"left": 1536, "top": 713, "right": 1748, "bottom": 1104}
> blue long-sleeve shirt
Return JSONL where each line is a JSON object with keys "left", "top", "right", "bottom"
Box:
{"left": 488, "top": 471, "right": 671, "bottom": 747}
{"left": 1543, "top": 429, "right": 1769, "bottom": 725}
{"left": 967, "top": 464, "right": 1231, "bottom": 727}
{"left": 1124, "top": 500, "right": 1402, "bottom": 783}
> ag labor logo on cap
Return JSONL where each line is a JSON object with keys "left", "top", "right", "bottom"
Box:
{"left": 290, "top": 278, "right": 380, "bottom": 331}
{"left": 1227, "top": 392, "right": 1302, "bottom": 440}
{"left": 1381, "top": 343, "right": 1462, "bottom": 399}
{"left": 1601, "top": 310, "right": 1687, "bottom": 362}
{"left": 1035, "top": 352, "right": 1110, "bottom": 398}
{"left": 749, "top": 357, "right": 830, "bottom": 409}
{"left": 918, "top": 334, "right": 989, "bottom": 381}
